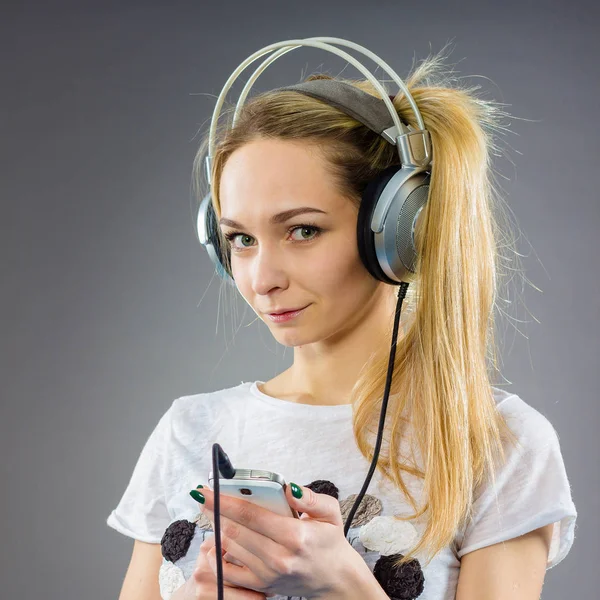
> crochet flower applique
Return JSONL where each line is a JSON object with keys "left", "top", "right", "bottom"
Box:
{"left": 158, "top": 519, "right": 195, "bottom": 599}
{"left": 158, "top": 479, "right": 424, "bottom": 600}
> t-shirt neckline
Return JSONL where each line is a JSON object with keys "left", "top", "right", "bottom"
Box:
{"left": 248, "top": 380, "right": 353, "bottom": 415}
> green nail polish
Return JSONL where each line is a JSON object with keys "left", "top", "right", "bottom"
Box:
{"left": 290, "top": 482, "right": 303, "bottom": 499}
{"left": 190, "top": 489, "right": 205, "bottom": 504}
{"left": 196, "top": 484, "right": 204, "bottom": 489}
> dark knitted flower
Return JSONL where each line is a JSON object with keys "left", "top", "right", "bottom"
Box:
{"left": 373, "top": 553, "right": 425, "bottom": 600}
{"left": 160, "top": 519, "right": 197, "bottom": 563}
{"left": 297, "top": 479, "right": 339, "bottom": 517}
{"left": 305, "top": 479, "right": 339, "bottom": 499}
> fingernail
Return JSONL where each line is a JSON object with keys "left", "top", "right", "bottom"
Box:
{"left": 190, "top": 489, "right": 205, "bottom": 504}
{"left": 290, "top": 482, "right": 303, "bottom": 499}
{"left": 196, "top": 484, "right": 204, "bottom": 489}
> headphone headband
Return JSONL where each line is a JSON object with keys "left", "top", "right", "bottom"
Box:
{"left": 276, "top": 79, "right": 408, "bottom": 142}
{"left": 274, "top": 79, "right": 431, "bottom": 168}
{"left": 205, "top": 37, "right": 432, "bottom": 185}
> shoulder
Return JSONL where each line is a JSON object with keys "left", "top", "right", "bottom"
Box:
{"left": 490, "top": 386, "right": 561, "bottom": 453}
{"left": 484, "top": 386, "right": 571, "bottom": 506}
{"left": 167, "top": 381, "right": 254, "bottom": 438}
{"left": 171, "top": 380, "right": 253, "bottom": 412}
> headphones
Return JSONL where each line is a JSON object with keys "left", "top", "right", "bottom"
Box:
{"left": 194, "top": 37, "right": 433, "bottom": 600}
{"left": 196, "top": 36, "right": 432, "bottom": 286}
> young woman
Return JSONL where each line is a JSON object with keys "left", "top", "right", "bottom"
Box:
{"left": 107, "top": 45, "right": 577, "bottom": 600}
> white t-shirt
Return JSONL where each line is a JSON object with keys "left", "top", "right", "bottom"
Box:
{"left": 106, "top": 381, "right": 577, "bottom": 600}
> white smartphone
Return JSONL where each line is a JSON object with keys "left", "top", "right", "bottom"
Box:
{"left": 208, "top": 468, "right": 300, "bottom": 519}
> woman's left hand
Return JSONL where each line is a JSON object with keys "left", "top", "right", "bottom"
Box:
{"left": 191, "top": 482, "right": 360, "bottom": 599}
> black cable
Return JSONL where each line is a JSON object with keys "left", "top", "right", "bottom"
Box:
{"left": 343, "top": 281, "right": 408, "bottom": 537}
{"left": 214, "top": 280, "right": 409, "bottom": 599}
{"left": 213, "top": 443, "right": 236, "bottom": 600}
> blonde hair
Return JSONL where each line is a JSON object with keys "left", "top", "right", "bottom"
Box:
{"left": 192, "top": 47, "right": 522, "bottom": 568}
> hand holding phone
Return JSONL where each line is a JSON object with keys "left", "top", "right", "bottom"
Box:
{"left": 194, "top": 467, "right": 358, "bottom": 599}
{"left": 179, "top": 468, "right": 297, "bottom": 597}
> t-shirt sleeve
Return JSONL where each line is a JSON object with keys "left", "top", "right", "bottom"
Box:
{"left": 455, "top": 396, "right": 577, "bottom": 570}
{"left": 106, "top": 400, "right": 177, "bottom": 544}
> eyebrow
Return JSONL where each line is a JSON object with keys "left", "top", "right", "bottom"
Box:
{"left": 219, "top": 207, "right": 327, "bottom": 229}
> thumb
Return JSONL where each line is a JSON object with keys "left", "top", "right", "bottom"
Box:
{"left": 285, "top": 482, "right": 343, "bottom": 526}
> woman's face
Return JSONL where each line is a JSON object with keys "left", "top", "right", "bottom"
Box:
{"left": 218, "top": 137, "right": 391, "bottom": 348}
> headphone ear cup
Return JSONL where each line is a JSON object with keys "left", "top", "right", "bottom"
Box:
{"left": 357, "top": 165, "right": 430, "bottom": 284}
{"left": 357, "top": 165, "right": 404, "bottom": 284}
{"left": 197, "top": 194, "right": 235, "bottom": 283}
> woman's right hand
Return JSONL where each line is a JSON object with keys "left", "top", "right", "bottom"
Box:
{"left": 173, "top": 534, "right": 267, "bottom": 600}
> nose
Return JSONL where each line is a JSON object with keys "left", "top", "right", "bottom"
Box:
{"left": 249, "top": 243, "right": 289, "bottom": 296}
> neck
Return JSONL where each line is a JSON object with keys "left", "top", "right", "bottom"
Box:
{"left": 284, "top": 287, "right": 400, "bottom": 406}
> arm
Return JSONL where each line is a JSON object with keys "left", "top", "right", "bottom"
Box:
{"left": 118, "top": 540, "right": 164, "bottom": 600}
{"left": 456, "top": 523, "right": 553, "bottom": 600}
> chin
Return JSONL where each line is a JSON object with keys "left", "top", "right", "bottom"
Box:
{"left": 270, "top": 328, "right": 319, "bottom": 348}
{"left": 272, "top": 334, "right": 308, "bottom": 348}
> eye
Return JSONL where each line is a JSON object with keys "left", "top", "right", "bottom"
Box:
{"left": 288, "top": 225, "right": 321, "bottom": 241}
{"left": 223, "top": 232, "right": 255, "bottom": 250}
{"left": 222, "top": 224, "right": 323, "bottom": 252}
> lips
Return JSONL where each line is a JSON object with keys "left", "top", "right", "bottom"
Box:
{"left": 267, "top": 306, "right": 307, "bottom": 315}
{"left": 265, "top": 305, "right": 309, "bottom": 323}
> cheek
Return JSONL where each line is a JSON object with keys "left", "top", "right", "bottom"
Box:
{"left": 310, "top": 241, "right": 372, "bottom": 299}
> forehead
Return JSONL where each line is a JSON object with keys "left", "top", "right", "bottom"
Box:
{"left": 218, "top": 138, "right": 351, "bottom": 217}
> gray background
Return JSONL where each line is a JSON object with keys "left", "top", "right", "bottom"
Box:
{"left": 1, "top": 0, "right": 598, "bottom": 598}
